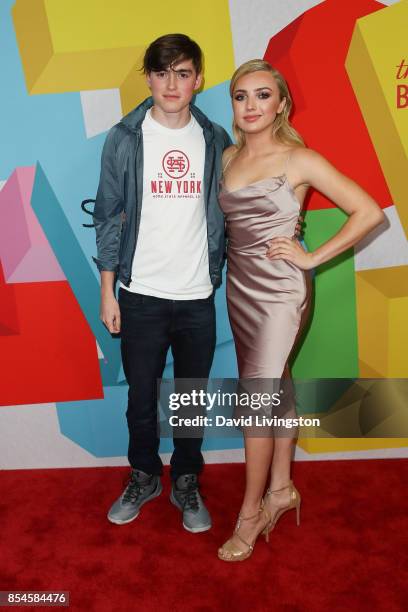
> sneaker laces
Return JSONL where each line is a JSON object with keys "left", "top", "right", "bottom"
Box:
{"left": 179, "top": 482, "right": 200, "bottom": 512}
{"left": 122, "top": 472, "right": 150, "bottom": 504}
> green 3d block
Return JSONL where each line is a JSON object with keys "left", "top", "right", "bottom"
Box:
{"left": 292, "top": 208, "right": 359, "bottom": 378}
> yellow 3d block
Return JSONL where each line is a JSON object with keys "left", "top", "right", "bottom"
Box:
{"left": 297, "top": 437, "right": 408, "bottom": 454}
{"left": 297, "top": 377, "right": 408, "bottom": 453}
{"left": 355, "top": 266, "right": 408, "bottom": 377}
{"left": 345, "top": 0, "right": 408, "bottom": 238}
{"left": 12, "top": 0, "right": 234, "bottom": 114}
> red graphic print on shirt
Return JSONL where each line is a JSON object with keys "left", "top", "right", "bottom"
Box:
{"left": 162, "top": 150, "right": 190, "bottom": 179}
{"left": 150, "top": 149, "right": 202, "bottom": 199}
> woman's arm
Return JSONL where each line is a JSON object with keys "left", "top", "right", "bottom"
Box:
{"left": 267, "top": 148, "right": 385, "bottom": 269}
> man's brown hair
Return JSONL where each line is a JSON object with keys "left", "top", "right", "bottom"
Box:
{"left": 143, "top": 33, "right": 203, "bottom": 75}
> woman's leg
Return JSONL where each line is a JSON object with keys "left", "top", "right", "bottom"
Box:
{"left": 270, "top": 436, "right": 294, "bottom": 488}
{"left": 242, "top": 435, "right": 274, "bottom": 514}
{"left": 265, "top": 436, "right": 297, "bottom": 517}
{"left": 266, "top": 365, "right": 299, "bottom": 513}
{"left": 219, "top": 435, "right": 273, "bottom": 557}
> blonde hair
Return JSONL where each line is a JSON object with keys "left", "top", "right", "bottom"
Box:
{"left": 230, "top": 59, "right": 304, "bottom": 149}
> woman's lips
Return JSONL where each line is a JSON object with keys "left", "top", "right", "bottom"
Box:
{"left": 244, "top": 115, "right": 261, "bottom": 122}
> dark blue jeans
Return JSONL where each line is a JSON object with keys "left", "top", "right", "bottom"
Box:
{"left": 119, "top": 287, "right": 216, "bottom": 480}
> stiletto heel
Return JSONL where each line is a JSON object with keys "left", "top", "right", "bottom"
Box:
{"left": 263, "top": 480, "right": 301, "bottom": 538}
{"left": 264, "top": 527, "right": 270, "bottom": 543}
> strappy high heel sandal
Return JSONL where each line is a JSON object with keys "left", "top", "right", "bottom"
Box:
{"left": 218, "top": 503, "right": 271, "bottom": 562}
{"left": 263, "top": 480, "right": 301, "bottom": 538}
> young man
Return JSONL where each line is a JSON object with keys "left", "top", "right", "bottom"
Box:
{"left": 93, "top": 34, "right": 231, "bottom": 533}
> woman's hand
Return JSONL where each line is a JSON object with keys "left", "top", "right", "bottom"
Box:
{"left": 293, "top": 214, "right": 304, "bottom": 240}
{"left": 281, "top": 149, "right": 384, "bottom": 267}
{"left": 266, "top": 237, "right": 315, "bottom": 270}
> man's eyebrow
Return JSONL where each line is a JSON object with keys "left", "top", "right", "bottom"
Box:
{"left": 154, "top": 67, "right": 193, "bottom": 74}
{"left": 234, "top": 87, "right": 273, "bottom": 93}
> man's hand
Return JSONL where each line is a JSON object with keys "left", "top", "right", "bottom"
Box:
{"left": 100, "top": 292, "right": 121, "bottom": 334}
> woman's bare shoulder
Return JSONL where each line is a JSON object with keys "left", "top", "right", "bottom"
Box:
{"left": 290, "top": 146, "right": 323, "bottom": 164}
{"left": 223, "top": 144, "right": 238, "bottom": 161}
{"left": 289, "top": 146, "right": 345, "bottom": 188}
{"left": 222, "top": 145, "right": 238, "bottom": 171}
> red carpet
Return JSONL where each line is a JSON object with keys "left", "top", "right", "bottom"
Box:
{"left": 1, "top": 459, "right": 407, "bottom": 611}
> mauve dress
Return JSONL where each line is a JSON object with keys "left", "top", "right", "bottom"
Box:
{"left": 219, "top": 173, "right": 311, "bottom": 383}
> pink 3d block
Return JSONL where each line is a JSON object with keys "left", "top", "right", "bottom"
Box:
{"left": 0, "top": 167, "right": 65, "bottom": 283}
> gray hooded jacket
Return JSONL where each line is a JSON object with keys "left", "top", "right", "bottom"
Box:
{"left": 92, "top": 97, "right": 232, "bottom": 288}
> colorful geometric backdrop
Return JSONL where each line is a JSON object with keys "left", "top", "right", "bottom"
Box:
{"left": 1, "top": 0, "right": 407, "bottom": 469}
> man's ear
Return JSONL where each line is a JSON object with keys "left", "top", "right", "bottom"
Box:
{"left": 146, "top": 72, "right": 152, "bottom": 89}
{"left": 194, "top": 72, "right": 203, "bottom": 91}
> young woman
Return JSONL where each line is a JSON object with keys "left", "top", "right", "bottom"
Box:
{"left": 217, "top": 59, "right": 384, "bottom": 562}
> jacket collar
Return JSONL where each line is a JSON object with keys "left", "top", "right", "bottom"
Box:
{"left": 120, "top": 97, "right": 214, "bottom": 143}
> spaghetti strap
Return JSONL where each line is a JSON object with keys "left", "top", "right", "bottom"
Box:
{"left": 223, "top": 149, "right": 238, "bottom": 176}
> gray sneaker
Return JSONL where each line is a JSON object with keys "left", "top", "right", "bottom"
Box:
{"left": 170, "top": 474, "right": 211, "bottom": 533}
{"left": 108, "top": 469, "right": 162, "bottom": 525}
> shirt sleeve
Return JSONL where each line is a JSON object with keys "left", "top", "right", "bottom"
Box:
{"left": 92, "top": 127, "right": 124, "bottom": 273}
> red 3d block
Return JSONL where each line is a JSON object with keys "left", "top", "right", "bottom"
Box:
{"left": 264, "top": 0, "right": 392, "bottom": 211}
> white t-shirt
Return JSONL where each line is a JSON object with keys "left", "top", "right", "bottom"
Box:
{"left": 120, "top": 109, "right": 212, "bottom": 299}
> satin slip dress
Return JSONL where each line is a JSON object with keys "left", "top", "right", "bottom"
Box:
{"left": 219, "top": 153, "right": 311, "bottom": 389}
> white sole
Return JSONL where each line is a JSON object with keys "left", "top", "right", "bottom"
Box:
{"left": 182, "top": 522, "right": 212, "bottom": 534}
{"left": 108, "top": 512, "right": 140, "bottom": 525}
{"left": 170, "top": 491, "right": 211, "bottom": 533}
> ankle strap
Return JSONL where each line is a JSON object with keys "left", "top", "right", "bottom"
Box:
{"left": 238, "top": 506, "right": 263, "bottom": 521}
{"left": 266, "top": 481, "right": 293, "bottom": 495}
